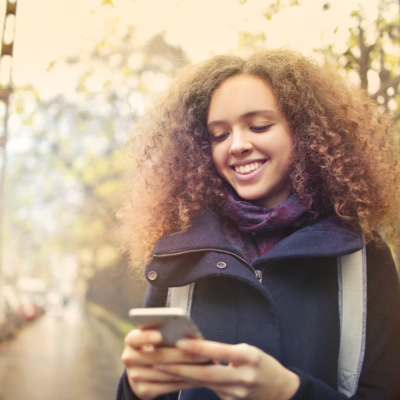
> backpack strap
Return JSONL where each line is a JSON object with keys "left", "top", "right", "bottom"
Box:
{"left": 166, "top": 282, "right": 195, "bottom": 315}
{"left": 166, "top": 283, "right": 195, "bottom": 400}
{"left": 337, "top": 245, "right": 367, "bottom": 397}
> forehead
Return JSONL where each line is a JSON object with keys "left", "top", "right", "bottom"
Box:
{"left": 207, "top": 75, "right": 279, "bottom": 122}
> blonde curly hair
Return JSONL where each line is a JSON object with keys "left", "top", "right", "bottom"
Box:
{"left": 118, "top": 49, "right": 400, "bottom": 268}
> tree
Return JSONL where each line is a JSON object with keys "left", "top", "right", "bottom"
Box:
{"left": 239, "top": 0, "right": 400, "bottom": 123}
{"left": 317, "top": 1, "right": 400, "bottom": 125}
{"left": 4, "top": 22, "right": 189, "bottom": 291}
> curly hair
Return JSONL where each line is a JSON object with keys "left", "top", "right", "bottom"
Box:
{"left": 118, "top": 48, "right": 400, "bottom": 267}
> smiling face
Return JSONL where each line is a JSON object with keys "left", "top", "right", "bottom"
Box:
{"left": 208, "top": 75, "right": 294, "bottom": 209}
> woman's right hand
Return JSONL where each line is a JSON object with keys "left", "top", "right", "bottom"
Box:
{"left": 121, "top": 329, "right": 206, "bottom": 400}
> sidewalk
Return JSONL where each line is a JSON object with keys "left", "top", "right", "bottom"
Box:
{"left": 0, "top": 300, "right": 126, "bottom": 400}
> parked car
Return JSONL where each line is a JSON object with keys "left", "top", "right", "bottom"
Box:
{"left": 0, "top": 293, "right": 19, "bottom": 341}
{"left": 2, "top": 285, "right": 25, "bottom": 327}
{"left": 17, "top": 277, "right": 47, "bottom": 318}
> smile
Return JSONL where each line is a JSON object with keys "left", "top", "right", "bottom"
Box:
{"left": 233, "top": 161, "right": 265, "bottom": 175}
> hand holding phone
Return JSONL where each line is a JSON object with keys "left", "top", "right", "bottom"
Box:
{"left": 122, "top": 308, "right": 208, "bottom": 399}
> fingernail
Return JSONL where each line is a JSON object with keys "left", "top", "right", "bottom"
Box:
{"left": 176, "top": 340, "right": 192, "bottom": 350}
{"left": 141, "top": 344, "right": 155, "bottom": 352}
{"left": 149, "top": 331, "right": 162, "bottom": 342}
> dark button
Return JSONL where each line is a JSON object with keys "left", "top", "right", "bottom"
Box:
{"left": 148, "top": 271, "right": 157, "bottom": 280}
{"left": 217, "top": 262, "right": 227, "bottom": 269}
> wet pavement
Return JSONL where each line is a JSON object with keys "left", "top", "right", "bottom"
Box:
{"left": 0, "top": 301, "right": 124, "bottom": 400}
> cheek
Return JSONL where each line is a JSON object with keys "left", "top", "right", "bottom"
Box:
{"left": 279, "top": 133, "right": 294, "bottom": 164}
{"left": 211, "top": 147, "right": 223, "bottom": 172}
{"left": 211, "top": 148, "right": 231, "bottom": 182}
{"left": 285, "top": 139, "right": 294, "bottom": 164}
{"left": 282, "top": 144, "right": 293, "bottom": 163}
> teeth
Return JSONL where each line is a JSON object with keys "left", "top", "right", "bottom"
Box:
{"left": 235, "top": 161, "right": 263, "bottom": 174}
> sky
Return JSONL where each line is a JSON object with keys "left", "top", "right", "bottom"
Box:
{"left": 0, "top": 0, "right": 389, "bottom": 98}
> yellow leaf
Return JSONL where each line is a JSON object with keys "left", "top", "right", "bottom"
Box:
{"left": 101, "top": 0, "right": 114, "bottom": 6}
{"left": 350, "top": 10, "right": 358, "bottom": 18}
{"left": 263, "top": 11, "right": 272, "bottom": 20}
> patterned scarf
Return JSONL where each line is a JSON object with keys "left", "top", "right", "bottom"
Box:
{"left": 221, "top": 186, "right": 309, "bottom": 263}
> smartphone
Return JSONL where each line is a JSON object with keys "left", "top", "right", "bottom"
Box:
{"left": 128, "top": 307, "right": 203, "bottom": 347}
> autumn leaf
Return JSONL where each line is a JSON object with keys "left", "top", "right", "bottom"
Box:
{"left": 101, "top": 0, "right": 114, "bottom": 6}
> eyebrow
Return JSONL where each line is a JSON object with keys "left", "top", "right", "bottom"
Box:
{"left": 207, "top": 109, "right": 278, "bottom": 128}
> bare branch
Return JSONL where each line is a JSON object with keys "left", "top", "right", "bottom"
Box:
{"left": 358, "top": 25, "right": 376, "bottom": 90}
{"left": 372, "top": 74, "right": 400, "bottom": 99}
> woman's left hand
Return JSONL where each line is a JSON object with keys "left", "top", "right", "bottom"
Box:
{"left": 154, "top": 339, "right": 300, "bottom": 400}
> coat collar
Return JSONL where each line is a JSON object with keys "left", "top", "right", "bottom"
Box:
{"left": 153, "top": 210, "right": 364, "bottom": 263}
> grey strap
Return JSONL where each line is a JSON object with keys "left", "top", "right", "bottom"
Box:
{"left": 167, "top": 283, "right": 195, "bottom": 400}
{"left": 337, "top": 246, "right": 367, "bottom": 397}
{"left": 166, "top": 283, "right": 195, "bottom": 315}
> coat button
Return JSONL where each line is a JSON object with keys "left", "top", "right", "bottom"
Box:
{"left": 148, "top": 271, "right": 157, "bottom": 280}
{"left": 217, "top": 262, "right": 227, "bottom": 269}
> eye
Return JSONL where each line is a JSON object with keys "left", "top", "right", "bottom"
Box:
{"left": 211, "top": 132, "right": 229, "bottom": 142}
{"left": 250, "top": 125, "right": 273, "bottom": 132}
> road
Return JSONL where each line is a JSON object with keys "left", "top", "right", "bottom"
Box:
{"left": 0, "top": 300, "right": 124, "bottom": 400}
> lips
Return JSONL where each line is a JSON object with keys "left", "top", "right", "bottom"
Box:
{"left": 233, "top": 161, "right": 264, "bottom": 175}
{"left": 230, "top": 159, "right": 267, "bottom": 181}
{"left": 231, "top": 160, "right": 266, "bottom": 175}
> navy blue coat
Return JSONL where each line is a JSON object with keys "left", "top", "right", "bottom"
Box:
{"left": 117, "top": 211, "right": 400, "bottom": 400}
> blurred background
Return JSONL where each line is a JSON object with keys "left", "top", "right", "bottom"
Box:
{"left": 0, "top": 0, "right": 398, "bottom": 399}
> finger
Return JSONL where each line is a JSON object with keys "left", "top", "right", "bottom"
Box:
{"left": 127, "top": 366, "right": 184, "bottom": 383}
{"left": 122, "top": 346, "right": 210, "bottom": 367}
{"left": 132, "top": 381, "right": 198, "bottom": 400}
{"left": 125, "top": 329, "right": 162, "bottom": 348}
{"left": 154, "top": 363, "right": 245, "bottom": 384}
{"left": 145, "top": 347, "right": 210, "bottom": 364}
{"left": 176, "top": 340, "right": 260, "bottom": 366}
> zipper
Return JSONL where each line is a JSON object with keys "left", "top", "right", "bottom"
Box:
{"left": 154, "top": 248, "right": 267, "bottom": 283}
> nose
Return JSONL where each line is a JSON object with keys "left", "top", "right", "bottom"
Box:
{"left": 229, "top": 129, "right": 253, "bottom": 156}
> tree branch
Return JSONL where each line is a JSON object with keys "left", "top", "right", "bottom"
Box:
{"left": 372, "top": 74, "right": 400, "bottom": 99}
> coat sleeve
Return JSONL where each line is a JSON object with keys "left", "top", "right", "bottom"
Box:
{"left": 288, "top": 240, "right": 400, "bottom": 400}
{"left": 115, "top": 285, "right": 177, "bottom": 400}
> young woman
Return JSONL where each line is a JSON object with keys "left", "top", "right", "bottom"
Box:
{"left": 116, "top": 49, "right": 400, "bottom": 400}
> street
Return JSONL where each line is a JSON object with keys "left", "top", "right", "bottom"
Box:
{"left": 0, "top": 300, "right": 124, "bottom": 400}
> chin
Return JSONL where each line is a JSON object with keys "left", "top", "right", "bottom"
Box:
{"left": 233, "top": 185, "right": 291, "bottom": 208}
{"left": 234, "top": 188, "right": 266, "bottom": 202}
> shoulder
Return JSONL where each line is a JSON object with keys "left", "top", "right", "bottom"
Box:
{"left": 365, "top": 238, "right": 396, "bottom": 270}
{"left": 365, "top": 239, "right": 400, "bottom": 305}
{"left": 359, "top": 239, "right": 400, "bottom": 397}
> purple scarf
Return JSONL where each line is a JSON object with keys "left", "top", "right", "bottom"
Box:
{"left": 220, "top": 187, "right": 309, "bottom": 263}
